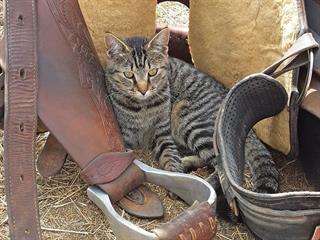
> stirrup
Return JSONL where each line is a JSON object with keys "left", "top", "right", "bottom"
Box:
{"left": 88, "top": 160, "right": 217, "bottom": 240}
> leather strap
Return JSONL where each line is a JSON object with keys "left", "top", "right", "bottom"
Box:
{"left": 3, "top": 0, "right": 41, "bottom": 239}
{"left": 81, "top": 150, "right": 134, "bottom": 185}
{"left": 263, "top": 33, "right": 318, "bottom": 105}
{"left": 263, "top": 33, "right": 318, "bottom": 77}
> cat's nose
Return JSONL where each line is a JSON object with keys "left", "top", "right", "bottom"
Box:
{"left": 136, "top": 81, "right": 148, "bottom": 95}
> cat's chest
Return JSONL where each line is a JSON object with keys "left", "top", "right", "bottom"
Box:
{"left": 118, "top": 105, "right": 169, "bottom": 148}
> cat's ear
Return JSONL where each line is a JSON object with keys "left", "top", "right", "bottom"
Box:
{"left": 105, "top": 32, "right": 130, "bottom": 57}
{"left": 146, "top": 28, "right": 169, "bottom": 53}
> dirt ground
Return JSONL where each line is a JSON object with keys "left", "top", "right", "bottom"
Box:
{"left": 0, "top": 2, "right": 313, "bottom": 240}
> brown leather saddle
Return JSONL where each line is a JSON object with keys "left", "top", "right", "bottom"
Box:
{"left": 0, "top": 0, "right": 217, "bottom": 240}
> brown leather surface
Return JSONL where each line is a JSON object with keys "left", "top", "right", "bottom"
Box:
{"left": 3, "top": 0, "right": 41, "bottom": 239}
{"left": 118, "top": 185, "right": 164, "bottom": 218}
{"left": 38, "top": 0, "right": 125, "bottom": 167}
{"left": 102, "top": 163, "right": 145, "bottom": 202}
{"left": 37, "top": 133, "right": 68, "bottom": 177}
{"left": 40, "top": 0, "right": 149, "bottom": 208}
{"left": 81, "top": 150, "right": 134, "bottom": 185}
{"left": 153, "top": 202, "right": 217, "bottom": 240}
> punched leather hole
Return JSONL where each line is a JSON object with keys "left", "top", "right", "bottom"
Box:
{"left": 24, "top": 229, "right": 30, "bottom": 235}
{"left": 19, "top": 68, "right": 26, "bottom": 79}
{"left": 19, "top": 122, "right": 24, "bottom": 132}
{"left": 17, "top": 14, "right": 24, "bottom": 25}
{"left": 19, "top": 175, "right": 23, "bottom": 182}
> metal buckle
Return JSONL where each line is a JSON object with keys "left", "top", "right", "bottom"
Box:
{"left": 87, "top": 160, "right": 217, "bottom": 240}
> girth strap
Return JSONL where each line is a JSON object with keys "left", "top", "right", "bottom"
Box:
{"left": 3, "top": 0, "right": 41, "bottom": 239}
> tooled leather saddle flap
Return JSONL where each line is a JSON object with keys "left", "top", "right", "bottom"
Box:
{"left": 1, "top": 0, "right": 144, "bottom": 238}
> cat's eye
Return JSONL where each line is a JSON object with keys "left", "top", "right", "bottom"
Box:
{"left": 148, "top": 68, "right": 158, "bottom": 77}
{"left": 124, "top": 71, "right": 134, "bottom": 78}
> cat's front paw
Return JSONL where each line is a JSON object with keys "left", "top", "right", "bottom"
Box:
{"left": 163, "top": 161, "right": 184, "bottom": 173}
{"left": 181, "top": 155, "right": 206, "bottom": 171}
{"left": 160, "top": 154, "right": 185, "bottom": 173}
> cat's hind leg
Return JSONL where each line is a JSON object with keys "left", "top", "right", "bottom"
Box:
{"left": 171, "top": 99, "right": 216, "bottom": 170}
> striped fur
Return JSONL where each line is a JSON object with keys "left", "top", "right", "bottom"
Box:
{"left": 104, "top": 29, "right": 279, "bottom": 193}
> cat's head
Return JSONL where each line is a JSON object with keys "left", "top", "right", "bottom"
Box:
{"left": 104, "top": 28, "right": 170, "bottom": 100}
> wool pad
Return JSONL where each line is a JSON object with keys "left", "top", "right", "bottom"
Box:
{"left": 79, "top": 0, "right": 157, "bottom": 66}
{"left": 189, "top": 0, "right": 301, "bottom": 154}
{"left": 79, "top": 0, "right": 301, "bottom": 154}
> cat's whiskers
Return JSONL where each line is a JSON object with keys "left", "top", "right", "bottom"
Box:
{"left": 155, "top": 91, "right": 175, "bottom": 102}
{"left": 105, "top": 88, "right": 122, "bottom": 98}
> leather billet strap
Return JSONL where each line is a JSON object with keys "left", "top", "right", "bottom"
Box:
{"left": 3, "top": 0, "right": 41, "bottom": 239}
{"left": 263, "top": 33, "right": 319, "bottom": 105}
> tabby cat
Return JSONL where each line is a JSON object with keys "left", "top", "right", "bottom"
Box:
{"left": 104, "top": 28, "right": 279, "bottom": 194}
